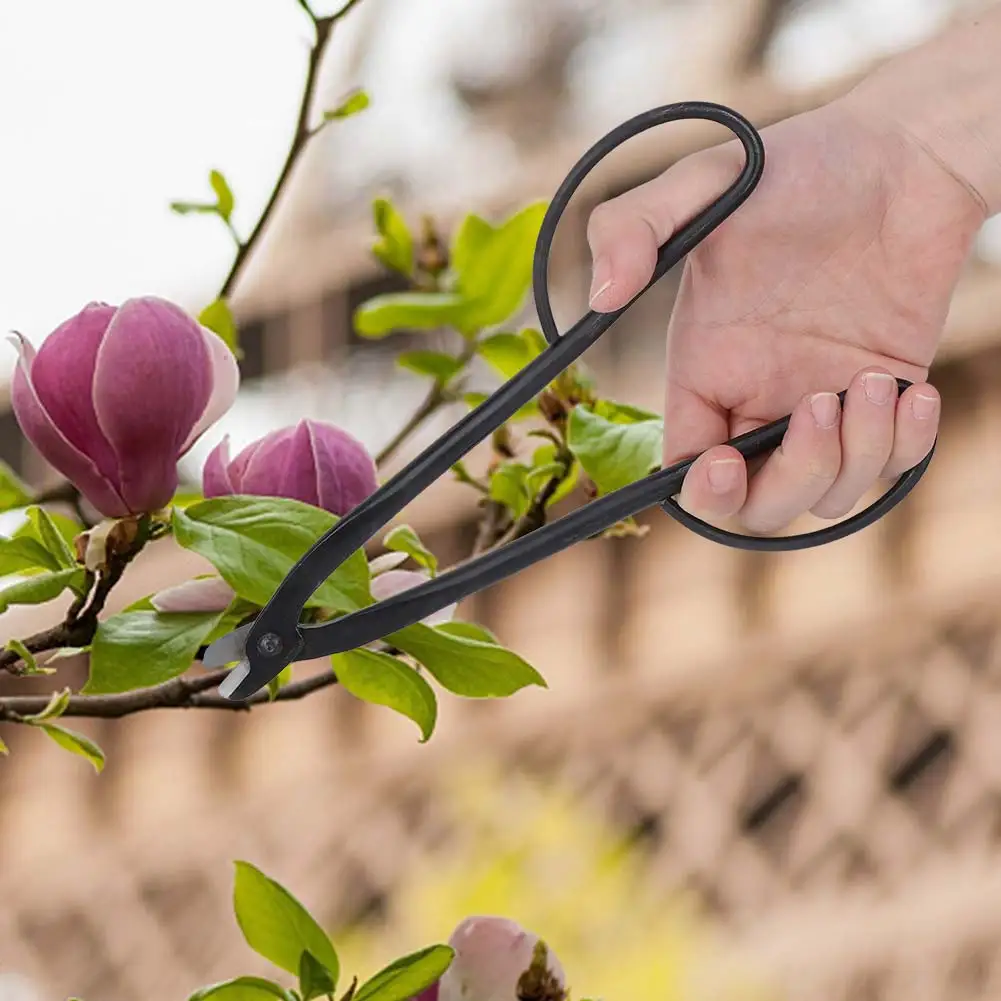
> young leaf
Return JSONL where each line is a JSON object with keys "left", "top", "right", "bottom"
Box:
{"left": 353, "top": 292, "right": 465, "bottom": 339}
{"left": 199, "top": 299, "right": 241, "bottom": 356}
{"left": 489, "top": 463, "right": 531, "bottom": 518}
{"left": 389, "top": 623, "right": 546, "bottom": 698}
{"left": 323, "top": 88, "right": 370, "bottom": 120}
{"left": 266, "top": 665, "right": 292, "bottom": 703}
{"left": 0, "top": 735, "right": 7, "bottom": 756}
{"left": 170, "top": 200, "right": 218, "bottom": 215}
{"left": 22, "top": 505, "right": 76, "bottom": 568}
{"left": 0, "top": 535, "right": 57, "bottom": 577}
{"left": 450, "top": 214, "right": 495, "bottom": 279}
{"left": 232, "top": 861, "right": 340, "bottom": 983}
{"left": 189, "top": 977, "right": 297, "bottom": 1001}
{"left": 476, "top": 329, "right": 544, "bottom": 380}
{"left": 331, "top": 648, "right": 437, "bottom": 742}
{"left": 21, "top": 687, "right": 71, "bottom": 723}
{"left": 0, "top": 461, "right": 31, "bottom": 513}
{"left": 372, "top": 197, "right": 414, "bottom": 277}
{"left": 3, "top": 638, "right": 53, "bottom": 675}
{"left": 299, "top": 951, "right": 337, "bottom": 1001}
{"left": 567, "top": 406, "right": 663, "bottom": 494}
{"left": 382, "top": 524, "right": 437, "bottom": 576}
{"left": 0, "top": 568, "right": 85, "bottom": 614}
{"left": 210, "top": 169, "right": 235, "bottom": 221}
{"left": 395, "top": 351, "right": 464, "bottom": 385}
{"left": 38, "top": 723, "right": 105, "bottom": 773}
{"left": 434, "top": 621, "right": 499, "bottom": 645}
{"left": 84, "top": 610, "right": 225, "bottom": 694}
{"left": 593, "top": 399, "right": 662, "bottom": 424}
{"left": 529, "top": 444, "right": 578, "bottom": 507}
{"left": 172, "top": 497, "right": 370, "bottom": 612}
{"left": 450, "top": 202, "right": 548, "bottom": 333}
{"left": 354, "top": 944, "right": 454, "bottom": 1001}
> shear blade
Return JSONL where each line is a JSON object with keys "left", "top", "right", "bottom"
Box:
{"left": 202, "top": 622, "right": 254, "bottom": 669}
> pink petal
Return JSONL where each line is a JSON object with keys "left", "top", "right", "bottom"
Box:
{"left": 439, "top": 917, "right": 565, "bottom": 1001}
{"left": 238, "top": 427, "right": 301, "bottom": 500}
{"left": 277, "top": 421, "right": 322, "bottom": 507}
{"left": 202, "top": 436, "right": 237, "bottom": 496}
{"left": 181, "top": 326, "right": 241, "bottom": 454}
{"left": 225, "top": 434, "right": 269, "bottom": 492}
{"left": 8, "top": 333, "right": 129, "bottom": 517}
{"left": 29, "top": 302, "right": 120, "bottom": 482}
{"left": 150, "top": 576, "right": 236, "bottom": 613}
{"left": 307, "top": 420, "right": 378, "bottom": 515}
{"left": 92, "top": 297, "right": 213, "bottom": 513}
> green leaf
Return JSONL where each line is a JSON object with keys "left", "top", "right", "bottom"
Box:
{"left": 389, "top": 623, "right": 546, "bottom": 698}
{"left": 170, "top": 200, "right": 218, "bottom": 216}
{"left": 38, "top": 723, "right": 105, "bottom": 773}
{"left": 353, "top": 292, "right": 466, "bottom": 339}
{"left": 299, "top": 951, "right": 337, "bottom": 1001}
{"left": 324, "top": 88, "right": 370, "bottom": 120}
{"left": 372, "top": 197, "right": 414, "bottom": 276}
{"left": 489, "top": 463, "right": 531, "bottom": 518}
{"left": 434, "top": 621, "right": 499, "bottom": 645}
{"left": 199, "top": 298, "right": 241, "bottom": 356}
{"left": 567, "top": 405, "right": 663, "bottom": 494}
{"left": 476, "top": 329, "right": 545, "bottom": 380}
{"left": 383, "top": 524, "right": 437, "bottom": 576}
{"left": 450, "top": 214, "right": 495, "bottom": 279}
{"left": 210, "top": 169, "right": 235, "bottom": 221}
{"left": 450, "top": 202, "right": 547, "bottom": 333}
{"left": 266, "top": 665, "right": 292, "bottom": 703}
{"left": 0, "top": 535, "right": 57, "bottom": 577}
{"left": 21, "top": 687, "right": 70, "bottom": 722}
{"left": 355, "top": 945, "right": 454, "bottom": 1001}
{"left": 3, "top": 638, "right": 53, "bottom": 675}
{"left": 593, "top": 399, "right": 662, "bottom": 424}
{"left": 0, "top": 568, "right": 85, "bottom": 614}
{"left": 396, "top": 350, "right": 464, "bottom": 385}
{"left": 172, "top": 497, "right": 370, "bottom": 612}
{"left": 464, "top": 392, "right": 537, "bottom": 423}
{"left": 84, "top": 610, "right": 224, "bottom": 694}
{"left": 21, "top": 505, "right": 76, "bottom": 568}
{"left": 530, "top": 444, "right": 578, "bottom": 506}
{"left": 189, "top": 977, "right": 296, "bottom": 1001}
{"left": 0, "top": 461, "right": 31, "bottom": 513}
{"left": 233, "top": 861, "right": 340, "bottom": 983}
{"left": 331, "top": 648, "right": 437, "bottom": 743}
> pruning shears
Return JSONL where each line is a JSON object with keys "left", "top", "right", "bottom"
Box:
{"left": 203, "top": 101, "right": 935, "bottom": 700}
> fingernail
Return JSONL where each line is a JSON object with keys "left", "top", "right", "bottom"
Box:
{"left": 708, "top": 457, "right": 740, "bottom": 494}
{"left": 809, "top": 392, "right": 840, "bottom": 428}
{"left": 589, "top": 257, "right": 613, "bottom": 307}
{"left": 863, "top": 372, "right": 895, "bottom": 405}
{"left": 911, "top": 392, "right": 939, "bottom": 420}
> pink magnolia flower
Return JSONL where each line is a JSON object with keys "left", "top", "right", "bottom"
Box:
{"left": 10, "top": 298, "right": 239, "bottom": 518}
{"left": 203, "top": 419, "right": 378, "bottom": 517}
{"left": 423, "top": 917, "right": 567, "bottom": 1001}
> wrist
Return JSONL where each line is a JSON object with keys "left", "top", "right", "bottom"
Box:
{"left": 841, "top": 4, "right": 1001, "bottom": 219}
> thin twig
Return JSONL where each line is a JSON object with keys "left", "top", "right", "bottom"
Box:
{"left": 0, "top": 669, "right": 339, "bottom": 721}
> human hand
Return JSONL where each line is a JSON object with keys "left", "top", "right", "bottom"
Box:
{"left": 586, "top": 97, "right": 987, "bottom": 534}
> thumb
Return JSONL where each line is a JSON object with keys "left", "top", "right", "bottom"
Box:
{"left": 585, "top": 143, "right": 744, "bottom": 312}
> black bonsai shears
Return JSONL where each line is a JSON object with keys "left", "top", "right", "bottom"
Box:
{"left": 203, "top": 101, "right": 935, "bottom": 700}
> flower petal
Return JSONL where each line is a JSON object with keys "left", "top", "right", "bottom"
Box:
{"left": 202, "top": 436, "right": 236, "bottom": 496}
{"left": 150, "top": 576, "right": 236, "bottom": 613}
{"left": 238, "top": 427, "right": 301, "bottom": 500}
{"left": 92, "top": 297, "right": 213, "bottom": 512}
{"left": 181, "top": 326, "right": 241, "bottom": 454}
{"left": 8, "top": 333, "right": 129, "bottom": 517}
{"left": 29, "top": 301, "right": 120, "bottom": 481}
{"left": 307, "top": 419, "right": 378, "bottom": 516}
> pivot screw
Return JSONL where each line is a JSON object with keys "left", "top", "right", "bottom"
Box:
{"left": 257, "top": 632, "right": 283, "bottom": 657}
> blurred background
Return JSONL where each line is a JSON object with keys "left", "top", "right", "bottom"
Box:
{"left": 4, "top": 0, "right": 1001, "bottom": 998}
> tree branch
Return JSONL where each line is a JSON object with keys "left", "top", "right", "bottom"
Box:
{"left": 0, "top": 668, "right": 338, "bottom": 721}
